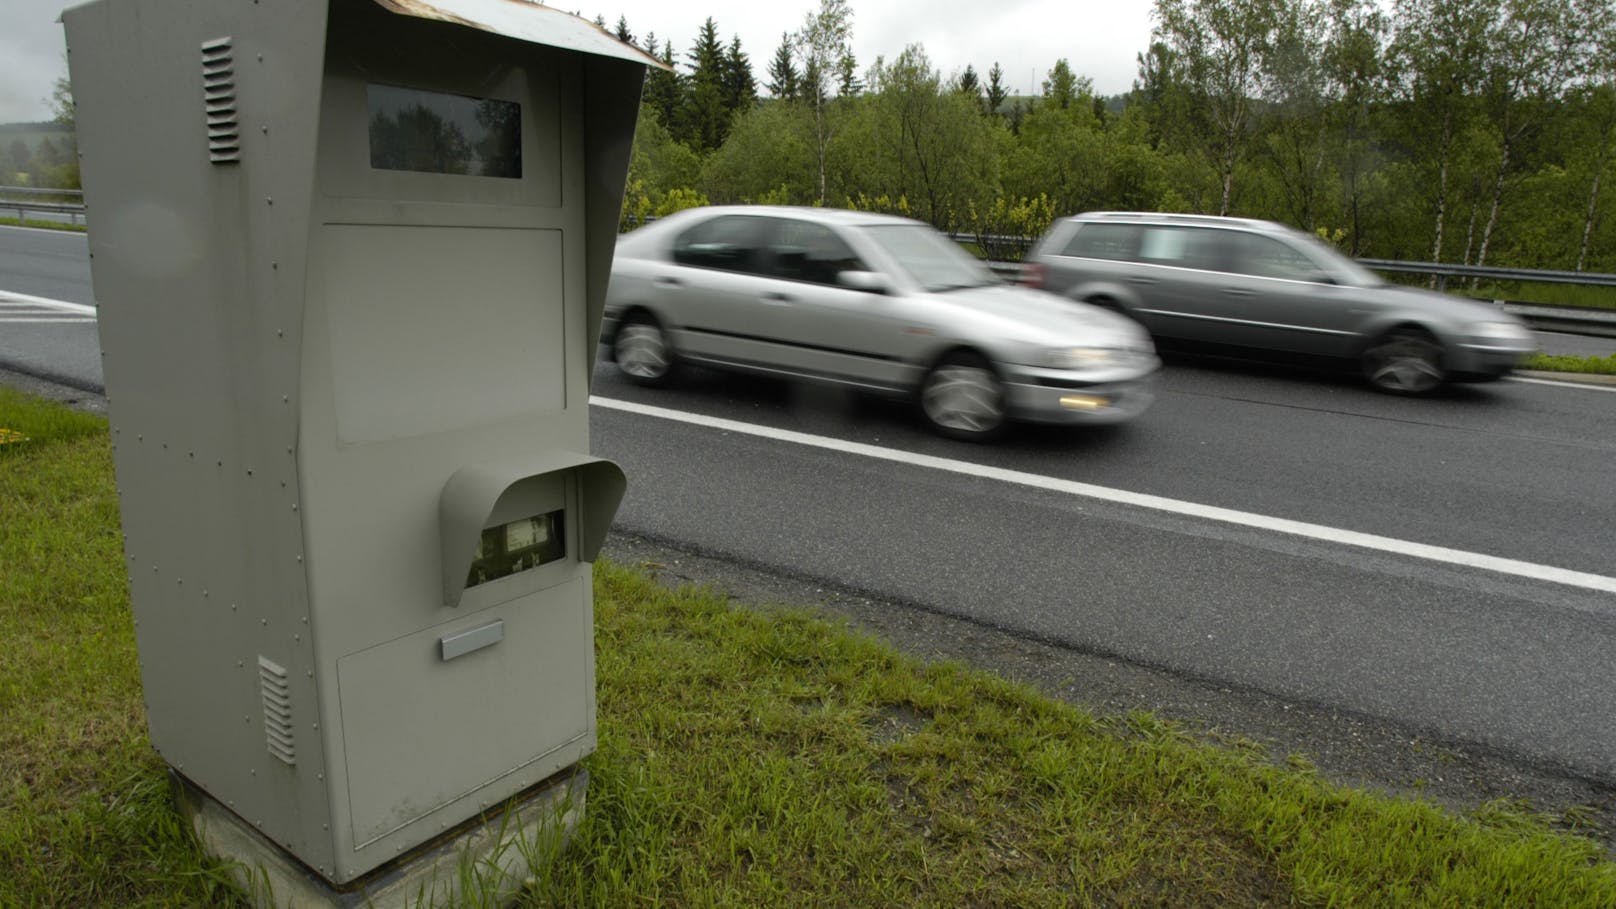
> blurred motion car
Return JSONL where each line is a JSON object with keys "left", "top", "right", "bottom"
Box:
{"left": 602, "top": 206, "right": 1160, "bottom": 440}
{"left": 1022, "top": 212, "right": 1537, "bottom": 394}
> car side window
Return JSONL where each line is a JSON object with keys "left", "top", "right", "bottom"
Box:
{"left": 1059, "top": 223, "right": 1140, "bottom": 260}
{"left": 1230, "top": 232, "right": 1327, "bottom": 282}
{"left": 1137, "top": 227, "right": 1226, "bottom": 271}
{"left": 767, "top": 219, "right": 866, "bottom": 287}
{"left": 672, "top": 215, "right": 772, "bottom": 274}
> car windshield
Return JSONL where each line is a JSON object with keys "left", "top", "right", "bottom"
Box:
{"left": 858, "top": 224, "right": 998, "bottom": 292}
{"left": 1294, "top": 232, "right": 1384, "bottom": 287}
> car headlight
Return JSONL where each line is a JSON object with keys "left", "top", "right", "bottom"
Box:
{"left": 1039, "top": 347, "right": 1118, "bottom": 369}
{"left": 1467, "top": 321, "right": 1532, "bottom": 343}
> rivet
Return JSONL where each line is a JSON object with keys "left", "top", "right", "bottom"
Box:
{"left": 291, "top": 503, "right": 298, "bottom": 511}
{"left": 266, "top": 197, "right": 273, "bottom": 205}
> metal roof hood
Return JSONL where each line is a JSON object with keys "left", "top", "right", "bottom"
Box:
{"left": 371, "top": 0, "right": 669, "bottom": 68}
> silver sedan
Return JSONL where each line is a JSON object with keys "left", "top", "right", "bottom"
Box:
{"left": 602, "top": 206, "right": 1160, "bottom": 440}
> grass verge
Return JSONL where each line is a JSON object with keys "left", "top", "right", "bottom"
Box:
{"left": 3, "top": 388, "right": 1614, "bottom": 907}
{"left": 1523, "top": 352, "right": 1616, "bottom": 375}
{"left": 0, "top": 216, "right": 86, "bottom": 232}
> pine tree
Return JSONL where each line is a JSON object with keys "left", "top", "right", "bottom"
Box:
{"left": 767, "top": 33, "right": 799, "bottom": 100}
{"left": 837, "top": 53, "right": 862, "bottom": 96}
{"left": 613, "top": 15, "right": 633, "bottom": 46}
{"left": 681, "top": 18, "right": 731, "bottom": 153}
{"left": 723, "top": 36, "right": 758, "bottom": 118}
{"left": 643, "top": 35, "right": 683, "bottom": 136}
{"left": 986, "top": 62, "right": 1009, "bottom": 116}
{"left": 956, "top": 64, "right": 983, "bottom": 112}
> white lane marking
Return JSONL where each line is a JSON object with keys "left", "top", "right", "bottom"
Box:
{"left": 1511, "top": 376, "right": 1616, "bottom": 393}
{"left": 591, "top": 395, "right": 1616, "bottom": 595}
{"left": 0, "top": 289, "right": 97, "bottom": 314}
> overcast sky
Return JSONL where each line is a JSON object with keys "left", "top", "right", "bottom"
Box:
{"left": 1, "top": 0, "right": 1156, "bottom": 124}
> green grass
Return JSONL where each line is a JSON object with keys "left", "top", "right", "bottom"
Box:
{"left": 0, "top": 215, "right": 86, "bottom": 232}
{"left": 1470, "top": 284, "right": 1616, "bottom": 312}
{"left": 4, "top": 387, "right": 1615, "bottom": 907}
{"left": 1523, "top": 352, "right": 1616, "bottom": 375}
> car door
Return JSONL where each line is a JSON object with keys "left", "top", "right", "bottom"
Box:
{"left": 1128, "top": 225, "right": 1241, "bottom": 346}
{"left": 1218, "top": 230, "right": 1364, "bottom": 357}
{"left": 755, "top": 217, "right": 917, "bottom": 391}
{"left": 657, "top": 213, "right": 780, "bottom": 363}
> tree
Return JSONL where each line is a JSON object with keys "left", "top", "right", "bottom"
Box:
{"left": 1473, "top": 0, "right": 1608, "bottom": 269}
{"left": 793, "top": 0, "right": 856, "bottom": 204}
{"left": 1574, "top": 8, "right": 1616, "bottom": 271}
{"left": 701, "top": 102, "right": 818, "bottom": 203}
{"left": 679, "top": 19, "right": 731, "bottom": 153}
{"left": 723, "top": 36, "right": 758, "bottom": 117}
{"left": 1151, "top": 0, "right": 1285, "bottom": 214}
{"left": 642, "top": 35, "right": 684, "bottom": 134}
{"left": 613, "top": 16, "right": 634, "bottom": 46}
{"left": 1253, "top": 0, "right": 1330, "bottom": 230}
{"left": 1042, "top": 59, "right": 1091, "bottom": 110}
{"left": 955, "top": 64, "right": 984, "bottom": 113}
{"left": 851, "top": 45, "right": 999, "bottom": 230}
{"left": 50, "top": 72, "right": 75, "bottom": 132}
{"left": 1387, "top": 0, "right": 1494, "bottom": 262}
{"left": 767, "top": 33, "right": 799, "bottom": 99}
{"left": 1319, "top": 0, "right": 1390, "bottom": 253}
{"left": 986, "top": 62, "right": 1009, "bottom": 116}
{"left": 837, "top": 53, "right": 864, "bottom": 96}
{"left": 621, "top": 103, "right": 703, "bottom": 227}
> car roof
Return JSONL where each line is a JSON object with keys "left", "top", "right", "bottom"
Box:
{"left": 1064, "top": 211, "right": 1283, "bottom": 233}
{"left": 667, "top": 205, "right": 923, "bottom": 229}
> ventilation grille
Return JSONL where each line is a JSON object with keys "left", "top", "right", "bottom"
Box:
{"left": 202, "top": 37, "right": 240, "bottom": 164}
{"left": 258, "top": 656, "right": 296, "bottom": 765}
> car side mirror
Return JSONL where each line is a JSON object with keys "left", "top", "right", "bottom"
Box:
{"left": 838, "top": 270, "right": 892, "bottom": 295}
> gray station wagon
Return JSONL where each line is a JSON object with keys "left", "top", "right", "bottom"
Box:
{"left": 1023, "top": 212, "right": 1537, "bottom": 394}
{"left": 602, "top": 206, "right": 1160, "bottom": 440}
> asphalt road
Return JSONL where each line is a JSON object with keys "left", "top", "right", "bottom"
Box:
{"left": 587, "top": 360, "right": 1616, "bottom": 782}
{"left": 0, "top": 225, "right": 93, "bottom": 303}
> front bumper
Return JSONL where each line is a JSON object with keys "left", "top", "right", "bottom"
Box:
{"left": 1003, "top": 364, "right": 1160, "bottom": 425}
{"left": 1450, "top": 341, "right": 1536, "bottom": 379}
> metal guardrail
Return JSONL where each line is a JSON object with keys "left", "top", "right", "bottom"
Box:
{"left": 0, "top": 186, "right": 86, "bottom": 226}
{"left": 1357, "top": 258, "right": 1616, "bottom": 291}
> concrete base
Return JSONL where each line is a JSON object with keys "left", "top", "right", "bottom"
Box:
{"left": 172, "top": 767, "right": 587, "bottom": 909}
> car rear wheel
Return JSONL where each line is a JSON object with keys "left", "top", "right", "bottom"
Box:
{"left": 1362, "top": 327, "right": 1445, "bottom": 395}
{"left": 920, "top": 353, "right": 1007, "bottom": 441}
{"left": 614, "top": 313, "right": 675, "bottom": 386}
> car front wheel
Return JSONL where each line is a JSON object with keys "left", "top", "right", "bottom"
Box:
{"left": 920, "top": 353, "right": 1007, "bottom": 441}
{"left": 1362, "top": 327, "right": 1445, "bottom": 395}
{"left": 614, "top": 313, "right": 675, "bottom": 386}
